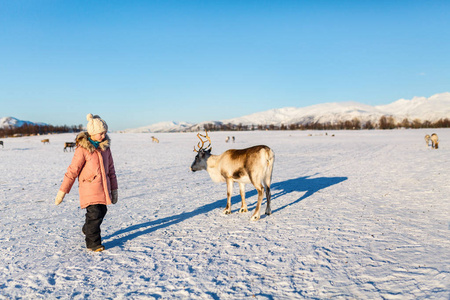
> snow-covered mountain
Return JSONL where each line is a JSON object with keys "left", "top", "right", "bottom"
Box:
{"left": 3, "top": 93, "right": 449, "bottom": 133}
{"left": 376, "top": 93, "right": 450, "bottom": 122}
{"left": 125, "top": 92, "right": 450, "bottom": 133}
{"left": 0, "top": 116, "right": 44, "bottom": 128}
{"left": 121, "top": 121, "right": 195, "bottom": 133}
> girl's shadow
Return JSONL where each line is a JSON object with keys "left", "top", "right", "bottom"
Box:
{"left": 102, "top": 175, "right": 347, "bottom": 249}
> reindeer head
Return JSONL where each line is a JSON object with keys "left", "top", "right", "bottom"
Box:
{"left": 190, "top": 130, "right": 212, "bottom": 172}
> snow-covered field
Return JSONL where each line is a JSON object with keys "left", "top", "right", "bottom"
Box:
{"left": 0, "top": 129, "right": 449, "bottom": 299}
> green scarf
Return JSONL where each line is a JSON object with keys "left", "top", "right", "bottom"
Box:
{"left": 88, "top": 137, "right": 101, "bottom": 149}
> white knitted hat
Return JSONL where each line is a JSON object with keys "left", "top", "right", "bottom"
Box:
{"left": 86, "top": 114, "right": 108, "bottom": 135}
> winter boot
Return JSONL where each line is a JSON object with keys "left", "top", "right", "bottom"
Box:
{"left": 88, "top": 245, "right": 105, "bottom": 252}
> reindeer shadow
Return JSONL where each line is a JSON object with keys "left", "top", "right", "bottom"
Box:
{"left": 240, "top": 174, "right": 347, "bottom": 214}
{"left": 269, "top": 175, "right": 347, "bottom": 214}
{"left": 102, "top": 175, "right": 347, "bottom": 249}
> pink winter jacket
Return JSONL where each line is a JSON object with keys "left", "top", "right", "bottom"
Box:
{"left": 59, "top": 132, "right": 118, "bottom": 209}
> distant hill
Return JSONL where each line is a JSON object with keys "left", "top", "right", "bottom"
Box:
{"left": 0, "top": 116, "right": 47, "bottom": 128}
{"left": 122, "top": 121, "right": 194, "bottom": 133}
{"left": 4, "top": 93, "right": 449, "bottom": 133}
{"left": 123, "top": 92, "right": 450, "bottom": 132}
{"left": 0, "top": 117, "right": 81, "bottom": 137}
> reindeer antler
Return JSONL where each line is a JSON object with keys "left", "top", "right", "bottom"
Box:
{"left": 194, "top": 130, "right": 212, "bottom": 152}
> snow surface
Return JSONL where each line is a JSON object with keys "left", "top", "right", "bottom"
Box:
{"left": 0, "top": 129, "right": 449, "bottom": 299}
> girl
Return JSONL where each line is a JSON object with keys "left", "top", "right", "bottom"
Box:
{"left": 55, "top": 114, "right": 118, "bottom": 252}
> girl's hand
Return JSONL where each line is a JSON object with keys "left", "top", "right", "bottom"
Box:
{"left": 55, "top": 190, "right": 66, "bottom": 205}
{"left": 111, "top": 189, "right": 118, "bottom": 204}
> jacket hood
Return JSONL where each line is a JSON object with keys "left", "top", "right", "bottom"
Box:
{"left": 76, "top": 132, "right": 111, "bottom": 153}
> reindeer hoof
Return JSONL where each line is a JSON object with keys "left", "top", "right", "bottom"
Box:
{"left": 250, "top": 214, "right": 260, "bottom": 221}
{"left": 223, "top": 209, "right": 231, "bottom": 215}
{"left": 239, "top": 207, "right": 248, "bottom": 213}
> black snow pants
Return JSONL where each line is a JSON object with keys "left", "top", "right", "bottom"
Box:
{"left": 82, "top": 204, "right": 107, "bottom": 249}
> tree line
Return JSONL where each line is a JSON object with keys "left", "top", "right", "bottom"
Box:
{"left": 203, "top": 116, "right": 450, "bottom": 131}
{"left": 2, "top": 116, "right": 449, "bottom": 137}
{"left": 0, "top": 123, "right": 83, "bottom": 138}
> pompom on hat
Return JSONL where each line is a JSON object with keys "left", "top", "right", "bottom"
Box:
{"left": 86, "top": 114, "right": 108, "bottom": 136}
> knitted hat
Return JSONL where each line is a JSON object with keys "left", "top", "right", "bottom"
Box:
{"left": 86, "top": 114, "right": 108, "bottom": 135}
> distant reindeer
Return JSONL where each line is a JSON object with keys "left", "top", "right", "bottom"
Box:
{"left": 190, "top": 131, "right": 275, "bottom": 221}
{"left": 64, "top": 142, "right": 76, "bottom": 152}
{"left": 232, "top": 136, "right": 235, "bottom": 143}
{"left": 225, "top": 136, "right": 230, "bottom": 143}
{"left": 430, "top": 133, "right": 439, "bottom": 149}
{"left": 0, "top": 141, "right": 3, "bottom": 148}
{"left": 41, "top": 139, "right": 50, "bottom": 144}
{"left": 424, "top": 134, "right": 431, "bottom": 147}
{"left": 151, "top": 136, "right": 159, "bottom": 143}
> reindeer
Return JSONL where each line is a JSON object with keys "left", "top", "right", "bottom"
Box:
{"left": 64, "top": 142, "right": 76, "bottom": 152}
{"left": 430, "top": 133, "right": 439, "bottom": 149}
{"left": 41, "top": 139, "right": 50, "bottom": 144}
{"left": 190, "top": 131, "right": 275, "bottom": 221}
{"left": 151, "top": 136, "right": 159, "bottom": 143}
{"left": 424, "top": 134, "right": 431, "bottom": 147}
{"left": 225, "top": 136, "right": 230, "bottom": 143}
{"left": 0, "top": 141, "right": 3, "bottom": 148}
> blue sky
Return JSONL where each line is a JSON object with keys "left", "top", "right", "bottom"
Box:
{"left": 1, "top": 0, "right": 449, "bottom": 131}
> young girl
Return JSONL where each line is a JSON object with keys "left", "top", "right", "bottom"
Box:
{"left": 55, "top": 114, "right": 118, "bottom": 252}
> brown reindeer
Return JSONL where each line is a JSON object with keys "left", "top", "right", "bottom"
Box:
{"left": 64, "top": 142, "right": 76, "bottom": 152}
{"left": 151, "top": 136, "right": 159, "bottom": 143}
{"left": 41, "top": 139, "right": 50, "bottom": 144}
{"left": 424, "top": 134, "right": 431, "bottom": 147}
{"left": 430, "top": 133, "right": 439, "bottom": 149}
{"left": 190, "top": 131, "right": 275, "bottom": 221}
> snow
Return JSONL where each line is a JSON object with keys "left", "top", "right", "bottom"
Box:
{"left": 0, "top": 129, "right": 449, "bottom": 299}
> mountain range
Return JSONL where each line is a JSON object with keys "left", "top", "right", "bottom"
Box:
{"left": 124, "top": 92, "right": 450, "bottom": 132}
{"left": 2, "top": 92, "right": 449, "bottom": 133}
{"left": 0, "top": 116, "right": 47, "bottom": 129}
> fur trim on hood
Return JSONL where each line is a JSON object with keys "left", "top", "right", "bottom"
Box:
{"left": 75, "top": 132, "right": 111, "bottom": 153}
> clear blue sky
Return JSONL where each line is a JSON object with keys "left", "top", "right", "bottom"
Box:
{"left": 1, "top": 0, "right": 449, "bottom": 131}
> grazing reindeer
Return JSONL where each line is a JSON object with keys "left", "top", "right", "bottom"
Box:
{"left": 190, "top": 131, "right": 275, "bottom": 221}
{"left": 225, "top": 136, "right": 230, "bottom": 143}
{"left": 41, "top": 139, "right": 50, "bottom": 144}
{"left": 424, "top": 134, "right": 431, "bottom": 147}
{"left": 64, "top": 142, "right": 76, "bottom": 152}
{"left": 151, "top": 136, "right": 159, "bottom": 143}
{"left": 431, "top": 133, "right": 439, "bottom": 149}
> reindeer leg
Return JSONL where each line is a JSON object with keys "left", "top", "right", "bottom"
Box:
{"left": 223, "top": 178, "right": 233, "bottom": 215}
{"left": 264, "top": 184, "right": 272, "bottom": 216}
{"left": 250, "top": 184, "right": 264, "bottom": 221}
{"left": 238, "top": 183, "right": 248, "bottom": 213}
